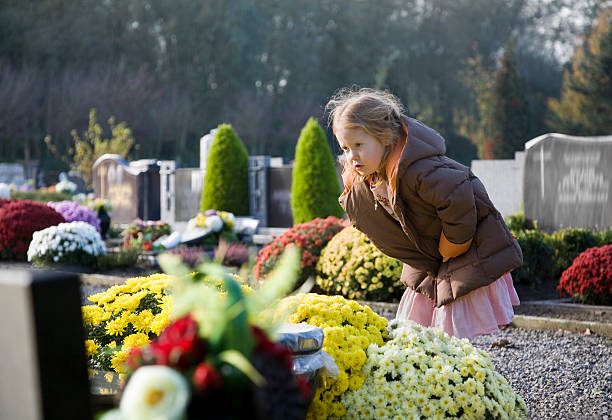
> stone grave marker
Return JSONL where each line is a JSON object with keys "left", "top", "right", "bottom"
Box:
{"left": 0, "top": 270, "right": 92, "bottom": 419}
{"left": 268, "top": 166, "right": 294, "bottom": 227}
{"left": 523, "top": 133, "right": 612, "bottom": 232}
{"left": 93, "top": 154, "right": 161, "bottom": 223}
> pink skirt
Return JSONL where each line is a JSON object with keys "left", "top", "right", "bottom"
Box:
{"left": 396, "top": 273, "right": 520, "bottom": 340}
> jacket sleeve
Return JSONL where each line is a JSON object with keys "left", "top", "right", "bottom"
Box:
{"left": 404, "top": 162, "right": 477, "bottom": 253}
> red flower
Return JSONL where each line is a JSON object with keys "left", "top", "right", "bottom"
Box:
{"left": 193, "top": 362, "right": 223, "bottom": 393}
{"left": 149, "top": 315, "right": 206, "bottom": 369}
{"left": 558, "top": 244, "right": 612, "bottom": 305}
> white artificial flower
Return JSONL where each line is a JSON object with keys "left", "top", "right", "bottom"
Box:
{"left": 119, "top": 366, "right": 190, "bottom": 420}
{"left": 205, "top": 215, "right": 223, "bottom": 232}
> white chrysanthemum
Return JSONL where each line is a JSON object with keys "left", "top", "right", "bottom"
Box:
{"left": 205, "top": 215, "right": 223, "bottom": 232}
{"left": 119, "top": 366, "right": 190, "bottom": 420}
{"left": 27, "top": 221, "right": 106, "bottom": 263}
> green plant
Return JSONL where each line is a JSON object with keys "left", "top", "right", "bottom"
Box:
{"left": 315, "top": 226, "right": 403, "bottom": 302}
{"left": 97, "top": 246, "right": 141, "bottom": 269}
{"left": 291, "top": 118, "right": 343, "bottom": 224}
{"left": 596, "top": 228, "right": 612, "bottom": 246}
{"left": 550, "top": 227, "right": 600, "bottom": 279}
{"left": 200, "top": 124, "right": 249, "bottom": 215}
{"left": 44, "top": 108, "right": 135, "bottom": 188}
{"left": 10, "top": 190, "right": 71, "bottom": 202}
{"left": 512, "top": 229, "right": 555, "bottom": 286}
{"left": 504, "top": 211, "right": 535, "bottom": 234}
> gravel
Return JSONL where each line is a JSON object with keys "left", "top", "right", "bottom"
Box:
{"left": 471, "top": 326, "right": 611, "bottom": 420}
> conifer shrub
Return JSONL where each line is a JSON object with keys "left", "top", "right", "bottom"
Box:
{"left": 512, "top": 229, "right": 555, "bottom": 286}
{"left": 550, "top": 227, "right": 600, "bottom": 278}
{"left": 316, "top": 226, "right": 403, "bottom": 302}
{"left": 291, "top": 118, "right": 343, "bottom": 224}
{"left": 254, "top": 216, "right": 346, "bottom": 288}
{"left": 0, "top": 200, "right": 66, "bottom": 260}
{"left": 200, "top": 124, "right": 249, "bottom": 215}
{"left": 558, "top": 244, "right": 612, "bottom": 305}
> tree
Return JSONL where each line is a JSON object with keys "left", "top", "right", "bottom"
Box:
{"left": 44, "top": 109, "right": 135, "bottom": 187}
{"left": 291, "top": 118, "right": 343, "bottom": 224}
{"left": 488, "top": 39, "right": 530, "bottom": 158}
{"left": 548, "top": 8, "right": 612, "bottom": 135}
{"left": 200, "top": 124, "right": 249, "bottom": 215}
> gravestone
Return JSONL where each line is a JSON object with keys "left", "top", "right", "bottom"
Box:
{"left": 524, "top": 133, "right": 612, "bottom": 232}
{"left": 160, "top": 161, "right": 205, "bottom": 223}
{"left": 249, "top": 156, "right": 270, "bottom": 227}
{"left": 200, "top": 129, "right": 217, "bottom": 170}
{"left": 470, "top": 151, "right": 525, "bottom": 217}
{"left": 268, "top": 166, "right": 294, "bottom": 227}
{"left": 92, "top": 154, "right": 161, "bottom": 223}
{"left": 0, "top": 270, "right": 92, "bottom": 419}
{"left": 0, "top": 162, "right": 25, "bottom": 186}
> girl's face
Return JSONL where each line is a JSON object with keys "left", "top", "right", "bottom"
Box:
{"left": 336, "top": 125, "right": 386, "bottom": 177}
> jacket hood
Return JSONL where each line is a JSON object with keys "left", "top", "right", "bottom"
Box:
{"left": 398, "top": 115, "right": 446, "bottom": 169}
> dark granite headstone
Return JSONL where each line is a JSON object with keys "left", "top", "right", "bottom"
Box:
{"left": 92, "top": 154, "right": 161, "bottom": 223}
{"left": 524, "top": 133, "right": 612, "bottom": 232}
{"left": 0, "top": 270, "right": 92, "bottom": 420}
{"left": 268, "top": 166, "right": 293, "bottom": 228}
{"left": 249, "top": 156, "right": 270, "bottom": 227}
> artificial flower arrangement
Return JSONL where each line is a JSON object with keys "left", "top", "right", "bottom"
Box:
{"left": 339, "top": 319, "right": 528, "bottom": 419}
{"left": 254, "top": 216, "right": 347, "bottom": 289}
{"left": 316, "top": 226, "right": 404, "bottom": 302}
{"left": 99, "top": 247, "right": 312, "bottom": 420}
{"left": 186, "top": 209, "right": 238, "bottom": 247}
{"left": 27, "top": 221, "right": 107, "bottom": 266}
{"left": 123, "top": 218, "right": 172, "bottom": 251}
{"left": 46, "top": 200, "right": 101, "bottom": 232}
{"left": 285, "top": 294, "right": 388, "bottom": 420}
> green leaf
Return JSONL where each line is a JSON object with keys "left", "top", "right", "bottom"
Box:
{"left": 218, "top": 350, "right": 266, "bottom": 387}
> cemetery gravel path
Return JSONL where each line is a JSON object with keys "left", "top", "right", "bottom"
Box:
{"left": 471, "top": 326, "right": 611, "bottom": 420}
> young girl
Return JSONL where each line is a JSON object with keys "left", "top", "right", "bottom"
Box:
{"left": 327, "top": 88, "right": 522, "bottom": 340}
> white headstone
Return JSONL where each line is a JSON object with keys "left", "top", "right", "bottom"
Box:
{"left": 200, "top": 129, "right": 218, "bottom": 170}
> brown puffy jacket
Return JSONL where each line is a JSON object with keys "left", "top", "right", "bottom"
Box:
{"left": 338, "top": 116, "right": 523, "bottom": 307}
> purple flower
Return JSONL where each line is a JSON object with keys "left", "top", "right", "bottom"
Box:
{"left": 204, "top": 209, "right": 217, "bottom": 216}
{"left": 47, "top": 201, "right": 101, "bottom": 232}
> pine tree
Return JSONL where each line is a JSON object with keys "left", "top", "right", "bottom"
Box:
{"left": 200, "top": 124, "right": 249, "bottom": 215}
{"left": 548, "top": 8, "right": 612, "bottom": 135}
{"left": 488, "top": 39, "right": 529, "bottom": 159}
{"left": 291, "top": 118, "right": 343, "bottom": 224}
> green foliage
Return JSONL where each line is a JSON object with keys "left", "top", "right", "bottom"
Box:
{"left": 513, "top": 229, "right": 556, "bottom": 286}
{"left": 488, "top": 38, "right": 529, "bottom": 158}
{"left": 504, "top": 211, "right": 536, "bottom": 233}
{"left": 316, "top": 226, "right": 403, "bottom": 302}
{"left": 97, "top": 246, "right": 141, "bottom": 270}
{"left": 597, "top": 228, "right": 612, "bottom": 246}
{"left": 10, "top": 190, "right": 71, "bottom": 202}
{"left": 45, "top": 109, "right": 135, "bottom": 188}
{"left": 291, "top": 118, "right": 343, "bottom": 224}
{"left": 548, "top": 8, "right": 612, "bottom": 135}
{"left": 549, "top": 227, "right": 600, "bottom": 278}
{"left": 200, "top": 124, "right": 249, "bottom": 216}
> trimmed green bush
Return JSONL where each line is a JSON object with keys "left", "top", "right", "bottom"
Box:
{"left": 596, "top": 228, "right": 612, "bottom": 246}
{"left": 291, "top": 118, "right": 343, "bottom": 224}
{"left": 513, "top": 229, "right": 556, "bottom": 286}
{"left": 504, "top": 211, "right": 535, "bottom": 233}
{"left": 550, "top": 227, "right": 600, "bottom": 278}
{"left": 316, "top": 226, "right": 403, "bottom": 302}
{"left": 200, "top": 124, "right": 249, "bottom": 215}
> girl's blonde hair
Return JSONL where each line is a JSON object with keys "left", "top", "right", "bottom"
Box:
{"left": 326, "top": 87, "right": 406, "bottom": 177}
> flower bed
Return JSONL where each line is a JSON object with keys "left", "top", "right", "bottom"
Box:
{"left": 255, "top": 216, "right": 347, "bottom": 288}
{"left": 557, "top": 244, "right": 612, "bottom": 305}
{"left": 46, "top": 200, "right": 101, "bottom": 231}
{"left": 316, "top": 226, "right": 403, "bottom": 302}
{"left": 287, "top": 294, "right": 388, "bottom": 420}
{"left": 28, "top": 221, "right": 106, "bottom": 266}
{"left": 123, "top": 219, "right": 172, "bottom": 250}
{"left": 0, "top": 199, "right": 65, "bottom": 260}
{"left": 83, "top": 274, "right": 171, "bottom": 373}
{"left": 341, "top": 319, "right": 528, "bottom": 419}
